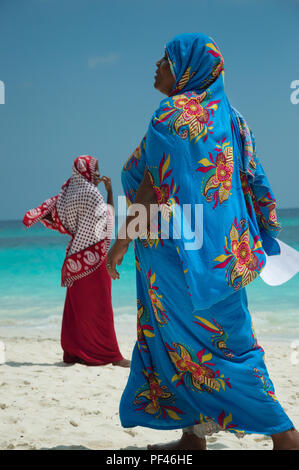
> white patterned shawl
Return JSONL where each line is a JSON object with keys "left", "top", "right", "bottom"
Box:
{"left": 56, "top": 165, "right": 108, "bottom": 256}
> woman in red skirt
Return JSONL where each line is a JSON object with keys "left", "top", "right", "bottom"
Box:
{"left": 23, "top": 155, "right": 130, "bottom": 367}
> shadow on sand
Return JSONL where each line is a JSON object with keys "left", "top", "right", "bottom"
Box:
{"left": 4, "top": 361, "right": 74, "bottom": 368}
{"left": 39, "top": 445, "right": 92, "bottom": 450}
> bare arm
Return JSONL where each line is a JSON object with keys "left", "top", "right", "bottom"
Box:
{"left": 106, "top": 170, "right": 157, "bottom": 279}
{"left": 107, "top": 188, "right": 114, "bottom": 209}
{"left": 118, "top": 170, "right": 157, "bottom": 244}
{"left": 101, "top": 176, "right": 114, "bottom": 209}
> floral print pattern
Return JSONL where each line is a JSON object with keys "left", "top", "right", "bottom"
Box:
{"left": 253, "top": 368, "right": 278, "bottom": 403}
{"left": 154, "top": 91, "right": 220, "bottom": 143}
{"left": 119, "top": 33, "right": 292, "bottom": 437}
{"left": 148, "top": 152, "right": 180, "bottom": 223}
{"left": 199, "top": 42, "right": 224, "bottom": 89}
{"left": 134, "top": 369, "right": 184, "bottom": 420}
{"left": 123, "top": 135, "right": 146, "bottom": 172}
{"left": 137, "top": 299, "right": 155, "bottom": 352}
{"left": 213, "top": 217, "right": 265, "bottom": 289}
{"left": 197, "top": 138, "right": 234, "bottom": 208}
{"left": 240, "top": 172, "right": 281, "bottom": 234}
{"left": 166, "top": 343, "right": 231, "bottom": 393}
{"left": 147, "top": 269, "right": 169, "bottom": 326}
{"left": 193, "top": 316, "right": 234, "bottom": 358}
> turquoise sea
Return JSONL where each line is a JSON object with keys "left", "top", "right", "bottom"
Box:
{"left": 0, "top": 208, "right": 299, "bottom": 340}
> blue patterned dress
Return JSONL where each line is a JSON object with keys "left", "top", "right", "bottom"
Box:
{"left": 119, "top": 33, "right": 293, "bottom": 436}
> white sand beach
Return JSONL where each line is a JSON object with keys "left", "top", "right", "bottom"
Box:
{"left": 0, "top": 331, "right": 298, "bottom": 451}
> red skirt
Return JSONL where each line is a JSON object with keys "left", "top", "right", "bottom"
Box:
{"left": 61, "top": 261, "right": 124, "bottom": 365}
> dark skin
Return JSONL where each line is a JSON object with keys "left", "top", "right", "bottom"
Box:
{"left": 154, "top": 51, "right": 176, "bottom": 95}
{"left": 94, "top": 160, "right": 114, "bottom": 206}
{"left": 105, "top": 169, "right": 158, "bottom": 280}
{"left": 107, "top": 50, "right": 299, "bottom": 449}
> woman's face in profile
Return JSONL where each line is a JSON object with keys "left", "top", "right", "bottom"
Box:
{"left": 94, "top": 161, "right": 101, "bottom": 186}
{"left": 154, "top": 51, "right": 175, "bottom": 96}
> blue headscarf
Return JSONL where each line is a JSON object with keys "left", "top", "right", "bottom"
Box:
{"left": 143, "top": 33, "right": 281, "bottom": 311}
{"left": 166, "top": 32, "right": 225, "bottom": 95}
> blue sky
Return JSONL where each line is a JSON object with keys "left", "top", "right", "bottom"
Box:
{"left": 0, "top": 0, "right": 298, "bottom": 220}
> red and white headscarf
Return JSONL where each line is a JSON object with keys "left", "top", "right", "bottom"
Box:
{"left": 23, "top": 156, "right": 113, "bottom": 287}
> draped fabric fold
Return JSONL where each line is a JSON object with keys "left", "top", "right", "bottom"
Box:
{"left": 119, "top": 33, "right": 293, "bottom": 436}
{"left": 230, "top": 106, "right": 281, "bottom": 255}
{"left": 143, "top": 49, "right": 270, "bottom": 311}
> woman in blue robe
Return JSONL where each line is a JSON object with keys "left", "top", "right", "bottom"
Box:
{"left": 106, "top": 33, "right": 299, "bottom": 450}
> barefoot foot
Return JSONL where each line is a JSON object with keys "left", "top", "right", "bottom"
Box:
{"left": 272, "top": 429, "right": 299, "bottom": 450}
{"left": 148, "top": 433, "right": 207, "bottom": 451}
{"left": 112, "top": 359, "right": 131, "bottom": 368}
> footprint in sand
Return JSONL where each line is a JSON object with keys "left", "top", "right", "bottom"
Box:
{"left": 124, "top": 429, "right": 137, "bottom": 437}
{"left": 69, "top": 420, "right": 79, "bottom": 427}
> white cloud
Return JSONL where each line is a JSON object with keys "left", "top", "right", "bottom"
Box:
{"left": 88, "top": 53, "right": 119, "bottom": 69}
